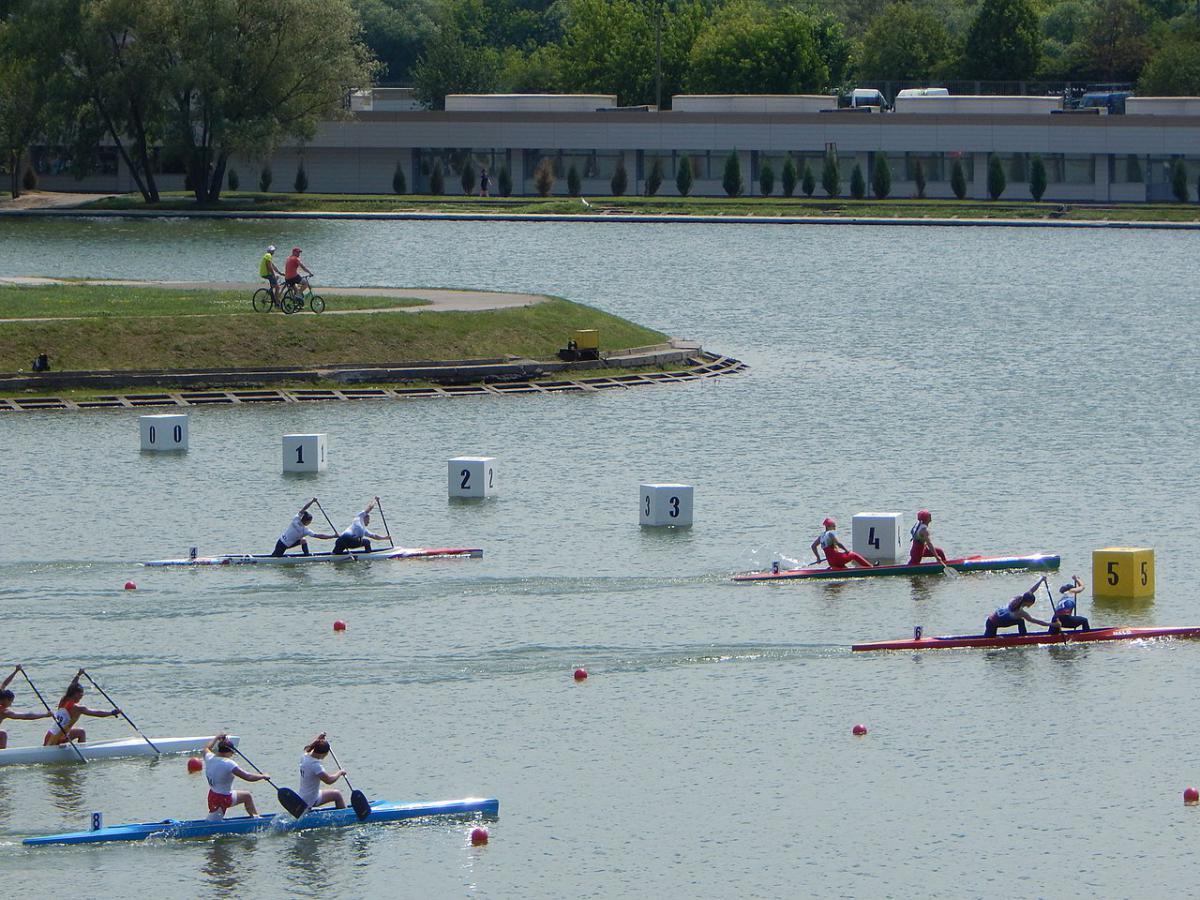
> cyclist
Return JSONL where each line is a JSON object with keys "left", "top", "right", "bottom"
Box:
{"left": 259, "top": 245, "right": 282, "bottom": 304}
{"left": 283, "top": 247, "right": 313, "bottom": 302}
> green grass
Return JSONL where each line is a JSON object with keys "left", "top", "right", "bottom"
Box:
{"left": 0, "top": 285, "right": 666, "bottom": 372}
{"left": 80, "top": 191, "right": 1200, "bottom": 223}
{"left": 0, "top": 284, "right": 427, "bottom": 318}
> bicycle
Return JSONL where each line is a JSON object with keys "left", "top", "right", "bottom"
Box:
{"left": 251, "top": 283, "right": 303, "bottom": 314}
{"left": 281, "top": 276, "right": 325, "bottom": 314}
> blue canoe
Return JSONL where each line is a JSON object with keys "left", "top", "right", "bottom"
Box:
{"left": 24, "top": 797, "right": 498, "bottom": 846}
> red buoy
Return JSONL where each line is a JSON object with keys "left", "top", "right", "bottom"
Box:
{"left": 852, "top": 724, "right": 868, "bottom": 736}
{"left": 124, "top": 581, "right": 136, "bottom": 591}
{"left": 470, "top": 826, "right": 489, "bottom": 846}
{"left": 187, "top": 756, "right": 203, "bottom": 774}
{"left": 573, "top": 668, "right": 587, "bottom": 681}
{"left": 333, "top": 620, "right": 347, "bottom": 632}
{"left": 1185, "top": 787, "right": 1198, "bottom": 804}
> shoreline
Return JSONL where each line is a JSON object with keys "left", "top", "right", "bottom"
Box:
{"left": 3, "top": 206, "right": 1199, "bottom": 230}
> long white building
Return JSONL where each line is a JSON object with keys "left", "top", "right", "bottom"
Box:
{"left": 27, "top": 91, "right": 1200, "bottom": 203}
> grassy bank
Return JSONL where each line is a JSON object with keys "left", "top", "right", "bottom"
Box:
{"left": 79, "top": 191, "right": 1200, "bottom": 223}
{"left": 0, "top": 284, "right": 665, "bottom": 372}
{"left": 0, "top": 284, "right": 427, "bottom": 318}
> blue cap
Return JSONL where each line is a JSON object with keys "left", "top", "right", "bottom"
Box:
{"left": 1059, "top": 583, "right": 1074, "bottom": 593}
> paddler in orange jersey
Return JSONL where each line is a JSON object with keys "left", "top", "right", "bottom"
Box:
{"left": 907, "top": 509, "right": 949, "bottom": 566}
{"left": 984, "top": 581, "right": 1056, "bottom": 637}
{"left": 42, "top": 673, "right": 120, "bottom": 746}
{"left": 0, "top": 665, "right": 51, "bottom": 749}
{"left": 811, "top": 518, "right": 874, "bottom": 570}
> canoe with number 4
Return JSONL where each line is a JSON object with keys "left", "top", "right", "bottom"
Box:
{"left": 733, "top": 553, "right": 1060, "bottom": 582}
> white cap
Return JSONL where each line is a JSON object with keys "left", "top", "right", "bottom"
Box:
{"left": 267, "top": 245, "right": 276, "bottom": 253}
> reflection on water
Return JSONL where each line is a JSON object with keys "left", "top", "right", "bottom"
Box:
{"left": 283, "top": 830, "right": 343, "bottom": 894}
{"left": 203, "top": 834, "right": 255, "bottom": 891}
{"left": 44, "top": 764, "right": 88, "bottom": 817}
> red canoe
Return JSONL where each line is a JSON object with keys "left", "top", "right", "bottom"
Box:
{"left": 852, "top": 626, "right": 1200, "bottom": 652}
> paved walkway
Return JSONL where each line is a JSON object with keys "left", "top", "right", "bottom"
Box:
{"left": 0, "top": 277, "right": 549, "bottom": 320}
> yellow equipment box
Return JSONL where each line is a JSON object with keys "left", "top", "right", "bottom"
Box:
{"left": 1092, "top": 547, "right": 1155, "bottom": 600}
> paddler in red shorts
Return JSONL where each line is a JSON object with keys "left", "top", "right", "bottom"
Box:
{"left": 811, "top": 518, "right": 873, "bottom": 570}
{"left": 907, "top": 509, "right": 949, "bottom": 566}
{"left": 204, "top": 733, "right": 271, "bottom": 820}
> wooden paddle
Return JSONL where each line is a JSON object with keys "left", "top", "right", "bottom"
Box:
{"left": 230, "top": 745, "right": 308, "bottom": 819}
{"left": 326, "top": 745, "right": 371, "bottom": 821}
{"left": 77, "top": 669, "right": 161, "bottom": 754}
{"left": 374, "top": 496, "right": 395, "bottom": 549}
{"left": 21, "top": 670, "right": 87, "bottom": 764}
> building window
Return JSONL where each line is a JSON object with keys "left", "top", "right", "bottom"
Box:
{"left": 1063, "top": 154, "right": 1095, "bottom": 184}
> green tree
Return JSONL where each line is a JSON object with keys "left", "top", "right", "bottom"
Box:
{"left": 393, "top": 161, "right": 407, "bottom": 194}
{"left": 1171, "top": 158, "right": 1189, "bottom": 202}
{"left": 987, "top": 154, "right": 1006, "bottom": 199}
{"left": 646, "top": 156, "right": 663, "bottom": 196}
{"left": 497, "top": 164, "right": 512, "bottom": 196}
{"left": 722, "top": 150, "right": 743, "bottom": 197}
{"left": 1074, "top": 0, "right": 1152, "bottom": 83}
{"left": 821, "top": 150, "right": 840, "bottom": 198}
{"left": 781, "top": 155, "right": 797, "bottom": 197}
{"left": 429, "top": 157, "right": 445, "bottom": 194}
{"left": 1139, "top": 31, "right": 1200, "bottom": 95}
{"left": 1029, "top": 154, "right": 1047, "bottom": 200}
{"left": 0, "top": 12, "right": 50, "bottom": 199}
{"left": 759, "top": 159, "right": 774, "bottom": 197}
{"left": 259, "top": 165, "right": 273, "bottom": 192}
{"left": 850, "top": 162, "right": 865, "bottom": 199}
{"left": 567, "top": 162, "right": 581, "bottom": 196}
{"left": 556, "top": 0, "right": 707, "bottom": 106}
{"left": 913, "top": 159, "right": 926, "bottom": 198}
{"left": 950, "top": 158, "right": 967, "bottom": 199}
{"left": 857, "top": 2, "right": 950, "bottom": 81}
{"left": 610, "top": 155, "right": 627, "bottom": 196}
{"left": 351, "top": 0, "right": 439, "bottom": 82}
{"left": 688, "top": 2, "right": 829, "bottom": 93}
{"left": 461, "top": 157, "right": 477, "bottom": 194}
{"left": 294, "top": 163, "right": 308, "bottom": 193}
{"left": 534, "top": 155, "right": 555, "bottom": 196}
{"left": 412, "top": 21, "right": 500, "bottom": 109}
{"left": 801, "top": 161, "right": 815, "bottom": 197}
{"left": 962, "top": 0, "right": 1042, "bottom": 80}
{"left": 676, "top": 154, "right": 693, "bottom": 196}
{"left": 871, "top": 153, "right": 891, "bottom": 199}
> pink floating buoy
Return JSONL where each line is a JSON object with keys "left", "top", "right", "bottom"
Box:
{"left": 470, "top": 826, "right": 489, "bottom": 846}
{"left": 852, "top": 724, "right": 868, "bottom": 736}
{"left": 187, "top": 756, "right": 203, "bottom": 774}
{"left": 333, "top": 620, "right": 347, "bottom": 632}
{"left": 124, "top": 581, "right": 137, "bottom": 591}
{"left": 573, "top": 668, "right": 587, "bottom": 681}
{"left": 1185, "top": 787, "right": 1198, "bottom": 804}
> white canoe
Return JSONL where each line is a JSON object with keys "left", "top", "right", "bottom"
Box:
{"left": 143, "top": 546, "right": 483, "bottom": 567}
{"left": 0, "top": 734, "right": 239, "bottom": 766}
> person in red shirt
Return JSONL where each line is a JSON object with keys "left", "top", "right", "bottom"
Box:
{"left": 907, "top": 509, "right": 949, "bottom": 566}
{"left": 283, "top": 247, "right": 313, "bottom": 293}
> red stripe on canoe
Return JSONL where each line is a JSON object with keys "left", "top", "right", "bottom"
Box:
{"left": 852, "top": 626, "right": 1200, "bottom": 652}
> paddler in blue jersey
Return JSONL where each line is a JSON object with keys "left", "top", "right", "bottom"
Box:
{"left": 1049, "top": 575, "right": 1090, "bottom": 632}
{"left": 984, "top": 581, "right": 1056, "bottom": 637}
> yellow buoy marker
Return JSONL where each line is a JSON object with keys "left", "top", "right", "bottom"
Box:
{"left": 1092, "top": 547, "right": 1155, "bottom": 600}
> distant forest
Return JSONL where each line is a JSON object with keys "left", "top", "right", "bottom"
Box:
{"left": 353, "top": 0, "right": 1200, "bottom": 107}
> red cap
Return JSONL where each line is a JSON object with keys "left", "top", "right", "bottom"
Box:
{"left": 917, "top": 509, "right": 932, "bottom": 522}
{"left": 292, "top": 247, "right": 302, "bottom": 254}
{"left": 822, "top": 517, "right": 836, "bottom": 528}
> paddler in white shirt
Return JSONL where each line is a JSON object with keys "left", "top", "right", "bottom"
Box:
{"left": 42, "top": 674, "right": 120, "bottom": 746}
{"left": 273, "top": 498, "right": 336, "bottom": 557}
{"left": 810, "top": 517, "right": 873, "bottom": 570}
{"left": 332, "top": 500, "right": 388, "bottom": 554}
{"left": 298, "top": 732, "right": 348, "bottom": 811}
{"left": 204, "top": 733, "right": 271, "bottom": 820}
{"left": 0, "top": 665, "right": 51, "bottom": 749}
{"left": 907, "top": 509, "right": 949, "bottom": 566}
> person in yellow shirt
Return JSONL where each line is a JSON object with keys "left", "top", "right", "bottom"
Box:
{"left": 258, "top": 244, "right": 282, "bottom": 304}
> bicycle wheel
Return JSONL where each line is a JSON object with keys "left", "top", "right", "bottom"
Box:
{"left": 252, "top": 288, "right": 273, "bottom": 313}
{"left": 281, "top": 290, "right": 300, "bottom": 315}
{"left": 309, "top": 294, "right": 325, "bottom": 314}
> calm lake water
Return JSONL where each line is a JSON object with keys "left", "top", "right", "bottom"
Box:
{"left": 1, "top": 217, "right": 1199, "bottom": 898}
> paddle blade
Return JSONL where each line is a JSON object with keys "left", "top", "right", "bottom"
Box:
{"left": 351, "top": 790, "right": 371, "bottom": 821}
{"left": 277, "top": 787, "right": 308, "bottom": 819}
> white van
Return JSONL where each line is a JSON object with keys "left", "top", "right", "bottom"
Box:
{"left": 896, "top": 87, "right": 950, "bottom": 99}
{"left": 849, "top": 88, "right": 887, "bottom": 110}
